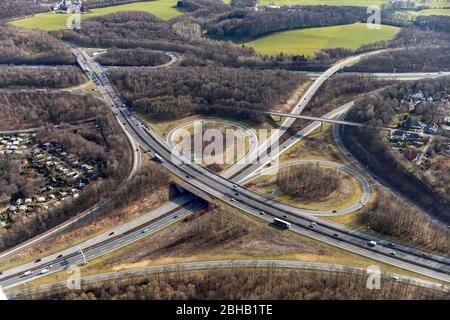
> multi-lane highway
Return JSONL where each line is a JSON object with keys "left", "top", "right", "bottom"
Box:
{"left": 0, "top": 197, "right": 206, "bottom": 289}
{"left": 67, "top": 47, "right": 450, "bottom": 282}
{"left": 306, "top": 71, "right": 450, "bottom": 81}
{"left": 2, "top": 46, "right": 450, "bottom": 291}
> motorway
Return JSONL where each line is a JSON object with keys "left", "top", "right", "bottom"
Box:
{"left": 57, "top": 48, "right": 450, "bottom": 281}
{"left": 2, "top": 46, "right": 450, "bottom": 290}
{"left": 306, "top": 71, "right": 450, "bottom": 81}
{"left": 0, "top": 197, "right": 206, "bottom": 289}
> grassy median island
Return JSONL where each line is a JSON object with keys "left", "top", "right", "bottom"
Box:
{"left": 9, "top": 0, "right": 182, "bottom": 31}
{"left": 243, "top": 23, "right": 400, "bottom": 57}
{"left": 247, "top": 163, "right": 362, "bottom": 211}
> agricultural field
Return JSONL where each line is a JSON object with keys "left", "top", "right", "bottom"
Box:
{"left": 257, "top": 0, "right": 449, "bottom": 7}
{"left": 404, "top": 8, "right": 450, "bottom": 17}
{"left": 258, "top": 0, "right": 388, "bottom": 7}
{"left": 9, "top": 0, "right": 182, "bottom": 31}
{"left": 243, "top": 23, "right": 400, "bottom": 57}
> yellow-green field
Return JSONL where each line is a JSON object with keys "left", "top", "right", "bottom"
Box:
{"left": 258, "top": 0, "right": 388, "bottom": 7}
{"left": 404, "top": 8, "right": 450, "bottom": 17}
{"left": 9, "top": 0, "right": 182, "bottom": 31}
{"left": 243, "top": 23, "right": 400, "bottom": 57}
{"left": 257, "top": 0, "right": 449, "bottom": 7}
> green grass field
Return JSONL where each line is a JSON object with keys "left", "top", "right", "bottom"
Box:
{"left": 258, "top": 0, "right": 388, "bottom": 7}
{"left": 243, "top": 23, "right": 400, "bottom": 57}
{"left": 257, "top": 0, "right": 449, "bottom": 7}
{"left": 10, "top": 0, "right": 182, "bottom": 31}
{"left": 404, "top": 8, "right": 450, "bottom": 17}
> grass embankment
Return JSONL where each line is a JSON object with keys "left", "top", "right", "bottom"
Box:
{"left": 10, "top": 0, "right": 182, "bottom": 31}
{"left": 243, "top": 23, "right": 400, "bottom": 57}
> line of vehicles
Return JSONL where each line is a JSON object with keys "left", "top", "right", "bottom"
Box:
{"left": 277, "top": 218, "right": 387, "bottom": 249}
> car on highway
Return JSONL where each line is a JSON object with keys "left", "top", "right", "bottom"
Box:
{"left": 56, "top": 254, "right": 63, "bottom": 259}
{"left": 234, "top": 192, "right": 239, "bottom": 196}
{"left": 333, "top": 233, "right": 339, "bottom": 237}
{"left": 232, "top": 184, "right": 238, "bottom": 188}
{"left": 309, "top": 222, "right": 317, "bottom": 228}
{"left": 108, "top": 232, "right": 115, "bottom": 236}
{"left": 40, "top": 268, "right": 50, "bottom": 275}
{"left": 368, "top": 241, "right": 377, "bottom": 247}
{"left": 390, "top": 251, "right": 396, "bottom": 256}
{"left": 420, "top": 251, "right": 428, "bottom": 257}
{"left": 142, "top": 228, "right": 150, "bottom": 234}
{"left": 34, "top": 258, "right": 41, "bottom": 263}
{"left": 259, "top": 210, "right": 265, "bottom": 215}
{"left": 230, "top": 198, "right": 236, "bottom": 202}
{"left": 23, "top": 271, "right": 33, "bottom": 276}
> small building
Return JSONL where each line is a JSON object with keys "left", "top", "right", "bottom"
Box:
{"left": 36, "top": 197, "right": 46, "bottom": 203}
{"left": 411, "top": 91, "right": 425, "bottom": 101}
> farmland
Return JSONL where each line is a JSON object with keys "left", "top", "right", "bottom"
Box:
{"left": 257, "top": 0, "right": 449, "bottom": 7}
{"left": 404, "top": 8, "right": 450, "bottom": 17}
{"left": 258, "top": 0, "right": 388, "bottom": 7}
{"left": 243, "top": 23, "right": 400, "bottom": 57}
{"left": 9, "top": 0, "right": 182, "bottom": 31}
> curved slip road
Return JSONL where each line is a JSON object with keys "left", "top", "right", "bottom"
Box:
{"left": 241, "top": 159, "right": 371, "bottom": 216}
{"left": 166, "top": 118, "right": 259, "bottom": 169}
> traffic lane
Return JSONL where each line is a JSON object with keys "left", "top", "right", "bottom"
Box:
{"left": 1, "top": 201, "right": 206, "bottom": 289}
{"left": 0, "top": 195, "right": 197, "bottom": 280}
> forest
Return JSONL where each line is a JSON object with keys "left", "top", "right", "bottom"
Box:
{"left": 342, "top": 79, "right": 450, "bottom": 223}
{"left": 207, "top": 6, "right": 371, "bottom": 40}
{"left": 364, "top": 189, "right": 450, "bottom": 254}
{"left": 0, "top": 66, "right": 86, "bottom": 89}
{"left": 0, "top": 0, "right": 47, "bottom": 20}
{"left": 0, "top": 91, "right": 105, "bottom": 130}
{"left": 414, "top": 15, "right": 450, "bottom": 34}
{"left": 304, "top": 74, "right": 393, "bottom": 117}
{"left": 108, "top": 66, "right": 307, "bottom": 123}
{"left": 96, "top": 48, "right": 171, "bottom": 67}
{"left": 0, "top": 26, "right": 75, "bottom": 65}
{"left": 33, "top": 267, "right": 449, "bottom": 300}
{"left": 349, "top": 46, "right": 450, "bottom": 73}
{"left": 276, "top": 164, "right": 341, "bottom": 201}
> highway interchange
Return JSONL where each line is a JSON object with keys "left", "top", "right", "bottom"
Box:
{"left": 1, "top": 45, "right": 450, "bottom": 294}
